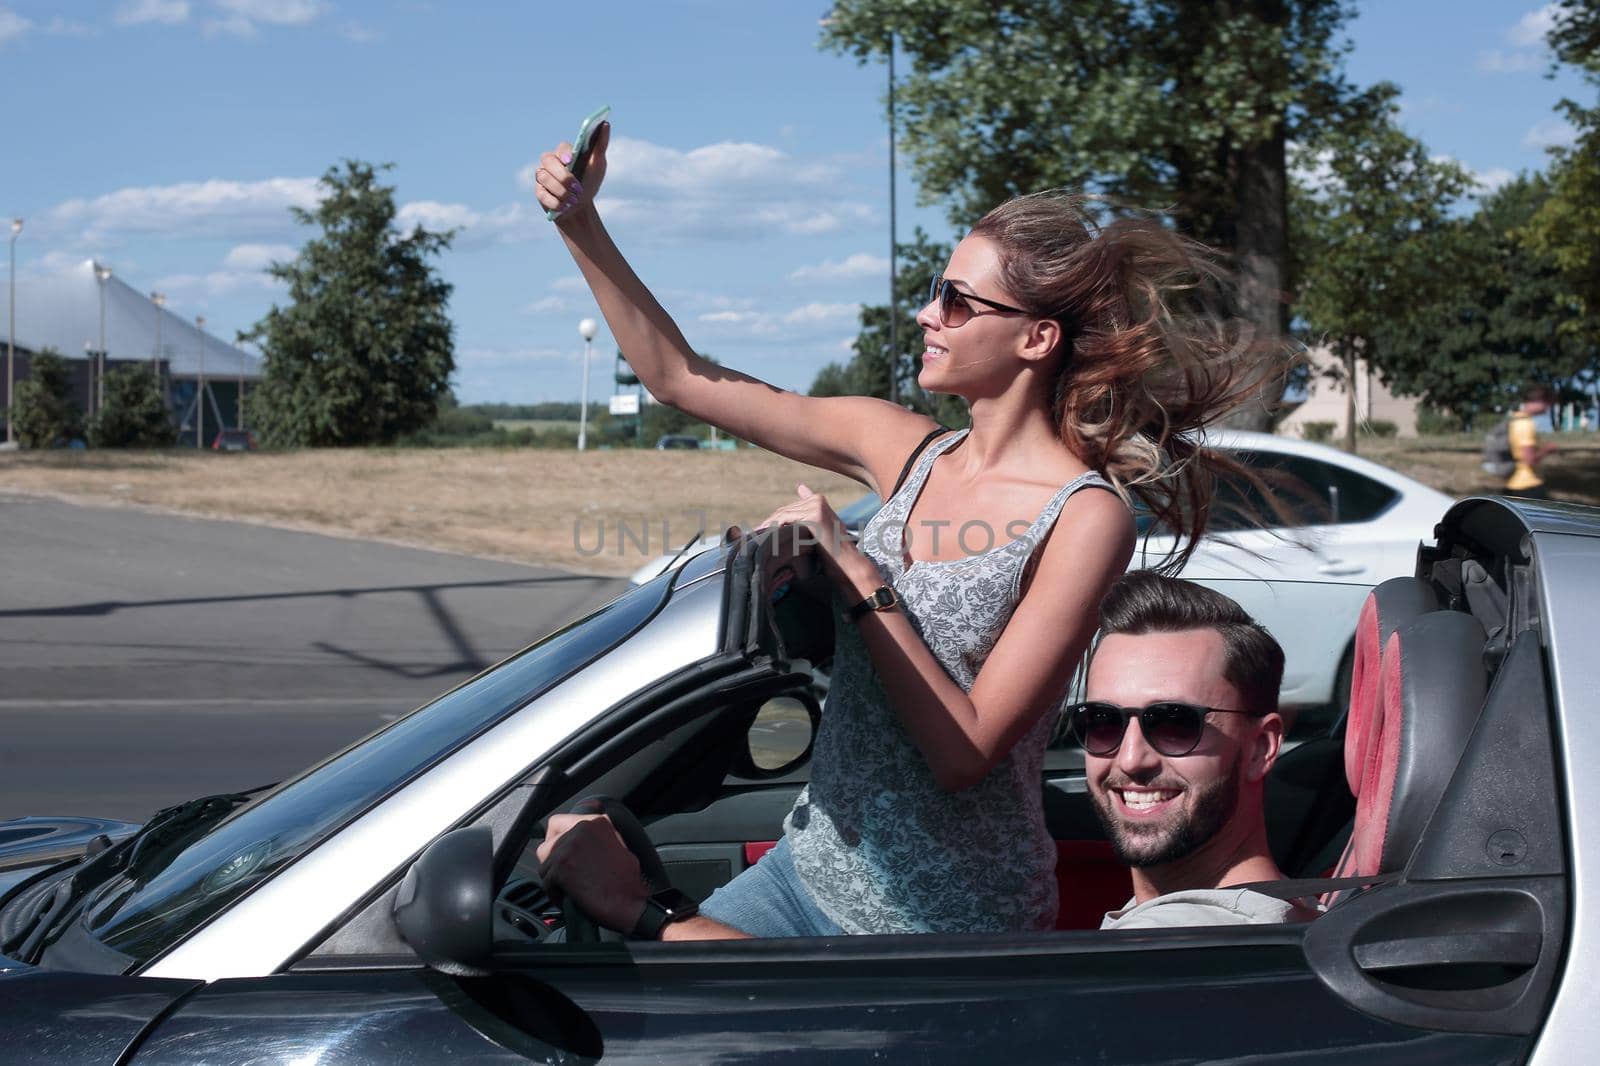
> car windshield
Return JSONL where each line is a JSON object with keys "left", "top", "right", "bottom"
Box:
{"left": 64, "top": 573, "right": 674, "bottom": 968}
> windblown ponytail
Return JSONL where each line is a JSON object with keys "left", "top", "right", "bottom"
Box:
{"left": 970, "top": 189, "right": 1295, "bottom": 575}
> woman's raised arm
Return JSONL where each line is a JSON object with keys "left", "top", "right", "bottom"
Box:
{"left": 531, "top": 123, "right": 935, "bottom": 492}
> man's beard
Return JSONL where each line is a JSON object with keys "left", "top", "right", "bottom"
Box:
{"left": 1091, "top": 764, "right": 1242, "bottom": 869}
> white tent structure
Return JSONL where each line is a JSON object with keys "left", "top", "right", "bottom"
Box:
{"left": 1, "top": 258, "right": 263, "bottom": 445}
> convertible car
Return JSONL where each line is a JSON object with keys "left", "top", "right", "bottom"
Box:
{"left": 0, "top": 495, "right": 1591, "bottom": 1064}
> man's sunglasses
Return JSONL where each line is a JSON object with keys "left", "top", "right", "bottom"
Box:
{"left": 1066, "top": 700, "right": 1265, "bottom": 758}
{"left": 929, "top": 274, "right": 1029, "bottom": 328}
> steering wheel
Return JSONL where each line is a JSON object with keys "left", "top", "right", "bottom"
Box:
{"left": 559, "top": 795, "right": 669, "bottom": 944}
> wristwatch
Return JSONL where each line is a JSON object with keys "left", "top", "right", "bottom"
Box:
{"left": 844, "top": 584, "right": 900, "bottom": 623}
{"left": 630, "top": 887, "right": 700, "bottom": 940}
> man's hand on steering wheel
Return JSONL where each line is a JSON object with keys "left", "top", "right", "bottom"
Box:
{"left": 536, "top": 813, "right": 650, "bottom": 935}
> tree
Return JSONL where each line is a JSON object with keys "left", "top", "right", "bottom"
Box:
{"left": 1527, "top": 1, "right": 1600, "bottom": 352}
{"left": 86, "top": 364, "right": 176, "bottom": 448}
{"left": 821, "top": 0, "right": 1382, "bottom": 429}
{"left": 242, "top": 161, "right": 455, "bottom": 446}
{"left": 809, "top": 228, "right": 969, "bottom": 427}
{"left": 1289, "top": 93, "right": 1473, "bottom": 451}
{"left": 1372, "top": 175, "right": 1591, "bottom": 423}
{"left": 9, "top": 349, "right": 82, "bottom": 449}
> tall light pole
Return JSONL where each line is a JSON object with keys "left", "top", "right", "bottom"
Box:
{"left": 577, "top": 317, "right": 597, "bottom": 451}
{"left": 6, "top": 218, "right": 20, "bottom": 444}
{"left": 150, "top": 292, "right": 165, "bottom": 372}
{"left": 886, "top": 33, "right": 899, "bottom": 406}
{"left": 195, "top": 314, "right": 206, "bottom": 449}
{"left": 94, "top": 262, "right": 112, "bottom": 414}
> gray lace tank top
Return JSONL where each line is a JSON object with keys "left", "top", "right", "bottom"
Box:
{"left": 785, "top": 428, "right": 1115, "bottom": 934}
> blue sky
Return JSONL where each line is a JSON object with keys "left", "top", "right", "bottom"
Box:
{"left": 1, "top": 1, "right": 1590, "bottom": 403}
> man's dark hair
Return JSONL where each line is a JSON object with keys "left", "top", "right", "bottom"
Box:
{"left": 1094, "top": 570, "right": 1285, "bottom": 713}
{"left": 1523, "top": 384, "right": 1555, "bottom": 404}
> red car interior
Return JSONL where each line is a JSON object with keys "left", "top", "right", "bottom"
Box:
{"left": 1325, "top": 577, "right": 1487, "bottom": 907}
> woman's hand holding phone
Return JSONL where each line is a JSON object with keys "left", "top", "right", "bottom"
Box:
{"left": 536, "top": 113, "right": 611, "bottom": 224}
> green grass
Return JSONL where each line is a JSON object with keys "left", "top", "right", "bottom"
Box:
{"left": 492, "top": 419, "right": 581, "bottom": 432}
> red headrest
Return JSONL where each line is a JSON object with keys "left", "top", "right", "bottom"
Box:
{"left": 1344, "top": 578, "right": 1439, "bottom": 795}
{"left": 1328, "top": 610, "right": 1487, "bottom": 902}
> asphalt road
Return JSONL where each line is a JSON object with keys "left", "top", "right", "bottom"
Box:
{"left": 0, "top": 493, "right": 624, "bottom": 822}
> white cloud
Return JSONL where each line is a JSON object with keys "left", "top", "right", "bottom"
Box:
{"left": 1508, "top": 4, "right": 1559, "bottom": 46}
{"left": 0, "top": 8, "right": 31, "bottom": 43}
{"left": 222, "top": 242, "right": 295, "bottom": 270}
{"left": 518, "top": 136, "right": 874, "bottom": 241}
{"left": 1477, "top": 49, "right": 1544, "bottom": 73}
{"left": 202, "top": 0, "right": 324, "bottom": 36}
{"left": 114, "top": 0, "right": 190, "bottom": 26}
{"left": 214, "top": 0, "right": 325, "bottom": 26}
{"left": 152, "top": 257, "right": 286, "bottom": 300}
{"left": 782, "top": 302, "right": 859, "bottom": 325}
{"left": 1525, "top": 117, "right": 1578, "bottom": 150}
{"left": 1473, "top": 166, "right": 1516, "bottom": 192}
{"left": 694, "top": 301, "right": 860, "bottom": 338}
{"left": 789, "top": 252, "right": 890, "bottom": 283}
{"left": 397, "top": 200, "right": 481, "bottom": 232}
{"left": 47, "top": 176, "right": 322, "bottom": 243}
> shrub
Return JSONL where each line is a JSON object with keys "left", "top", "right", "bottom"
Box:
{"left": 87, "top": 364, "right": 176, "bottom": 448}
{"left": 1360, "top": 419, "right": 1398, "bottom": 439}
{"left": 1301, "top": 421, "right": 1336, "bottom": 442}
{"left": 1415, "top": 406, "right": 1464, "bottom": 435}
{"left": 9, "top": 349, "right": 82, "bottom": 448}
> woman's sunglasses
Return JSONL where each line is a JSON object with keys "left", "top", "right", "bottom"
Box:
{"left": 928, "top": 274, "right": 1029, "bottom": 328}
{"left": 1066, "top": 700, "right": 1264, "bottom": 758}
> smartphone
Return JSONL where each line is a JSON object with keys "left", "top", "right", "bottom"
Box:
{"left": 547, "top": 105, "right": 611, "bottom": 220}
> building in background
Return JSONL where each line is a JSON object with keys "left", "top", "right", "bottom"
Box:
{"left": 0, "top": 259, "right": 262, "bottom": 445}
{"left": 1277, "top": 345, "right": 1420, "bottom": 440}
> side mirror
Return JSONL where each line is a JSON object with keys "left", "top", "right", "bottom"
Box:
{"left": 734, "top": 694, "right": 818, "bottom": 779}
{"left": 393, "top": 825, "right": 494, "bottom": 976}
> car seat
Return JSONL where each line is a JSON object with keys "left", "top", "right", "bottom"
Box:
{"left": 1324, "top": 584, "right": 1488, "bottom": 907}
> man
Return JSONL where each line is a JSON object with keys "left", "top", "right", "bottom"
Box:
{"left": 1505, "top": 385, "right": 1558, "bottom": 501}
{"left": 539, "top": 571, "right": 1311, "bottom": 938}
{"left": 1080, "top": 570, "right": 1315, "bottom": 929}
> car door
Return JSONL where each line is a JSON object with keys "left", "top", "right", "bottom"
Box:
{"left": 126, "top": 927, "right": 1536, "bottom": 1065}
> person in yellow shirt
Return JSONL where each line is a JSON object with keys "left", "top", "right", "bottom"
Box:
{"left": 1506, "top": 385, "right": 1558, "bottom": 500}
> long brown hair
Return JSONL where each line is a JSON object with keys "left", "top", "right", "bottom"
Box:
{"left": 970, "top": 189, "right": 1293, "bottom": 574}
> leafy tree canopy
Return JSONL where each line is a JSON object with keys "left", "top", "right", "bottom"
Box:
{"left": 1527, "top": 1, "right": 1600, "bottom": 346}
{"left": 242, "top": 160, "right": 455, "bottom": 446}
{"left": 1371, "top": 175, "right": 1592, "bottom": 423}
{"left": 822, "top": 1, "right": 1388, "bottom": 428}
{"left": 87, "top": 364, "right": 176, "bottom": 448}
{"left": 10, "top": 349, "right": 82, "bottom": 449}
{"left": 1289, "top": 90, "right": 1473, "bottom": 448}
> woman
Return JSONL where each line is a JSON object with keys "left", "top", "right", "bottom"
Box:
{"left": 533, "top": 121, "right": 1280, "bottom": 937}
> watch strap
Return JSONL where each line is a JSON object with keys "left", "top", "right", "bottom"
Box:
{"left": 845, "top": 585, "right": 899, "bottom": 623}
{"left": 630, "top": 887, "right": 699, "bottom": 940}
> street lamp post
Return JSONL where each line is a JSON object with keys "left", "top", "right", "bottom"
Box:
{"left": 886, "top": 34, "right": 899, "bottom": 406}
{"left": 94, "top": 263, "right": 112, "bottom": 414}
{"left": 577, "top": 317, "right": 597, "bottom": 451}
{"left": 6, "top": 218, "right": 20, "bottom": 444}
{"left": 195, "top": 315, "right": 206, "bottom": 449}
{"left": 150, "top": 292, "right": 165, "bottom": 373}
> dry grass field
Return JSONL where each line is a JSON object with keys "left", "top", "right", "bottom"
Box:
{"left": 0, "top": 447, "right": 863, "bottom": 576}
{"left": 3, "top": 432, "right": 1596, "bottom": 577}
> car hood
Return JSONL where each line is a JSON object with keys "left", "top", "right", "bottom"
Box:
{"left": 0, "top": 815, "right": 142, "bottom": 899}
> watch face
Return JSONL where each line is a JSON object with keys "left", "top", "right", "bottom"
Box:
{"left": 655, "top": 888, "right": 698, "bottom": 918}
